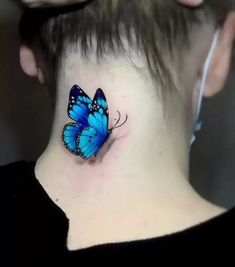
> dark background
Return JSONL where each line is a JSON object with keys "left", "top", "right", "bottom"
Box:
{"left": 0, "top": 0, "right": 234, "bottom": 208}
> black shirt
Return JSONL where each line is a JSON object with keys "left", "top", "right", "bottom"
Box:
{"left": 2, "top": 161, "right": 235, "bottom": 266}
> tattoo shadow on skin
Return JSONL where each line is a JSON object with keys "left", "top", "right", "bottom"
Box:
{"left": 74, "top": 133, "right": 128, "bottom": 165}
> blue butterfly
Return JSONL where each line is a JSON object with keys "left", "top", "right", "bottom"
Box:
{"left": 62, "top": 85, "right": 128, "bottom": 160}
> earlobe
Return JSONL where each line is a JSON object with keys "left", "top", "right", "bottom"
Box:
{"left": 203, "top": 12, "right": 235, "bottom": 97}
{"left": 20, "top": 45, "right": 37, "bottom": 77}
{"left": 19, "top": 45, "right": 45, "bottom": 83}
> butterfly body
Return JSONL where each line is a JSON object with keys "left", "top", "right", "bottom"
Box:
{"left": 62, "top": 85, "right": 126, "bottom": 160}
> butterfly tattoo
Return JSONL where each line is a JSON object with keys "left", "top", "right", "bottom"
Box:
{"left": 62, "top": 85, "right": 128, "bottom": 160}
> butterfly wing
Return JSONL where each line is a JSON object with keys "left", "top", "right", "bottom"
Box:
{"left": 62, "top": 122, "right": 83, "bottom": 155}
{"left": 88, "top": 88, "right": 109, "bottom": 136}
{"left": 77, "top": 89, "right": 110, "bottom": 159}
{"left": 77, "top": 127, "right": 108, "bottom": 159}
{"left": 67, "top": 85, "right": 92, "bottom": 126}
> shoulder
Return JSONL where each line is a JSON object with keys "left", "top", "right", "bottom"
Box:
{"left": 1, "top": 160, "right": 34, "bottom": 196}
{"left": 191, "top": 205, "right": 235, "bottom": 243}
{"left": 192, "top": 200, "right": 235, "bottom": 235}
{"left": 1, "top": 160, "right": 39, "bottom": 217}
{"left": 213, "top": 206, "right": 235, "bottom": 227}
{"left": 1, "top": 160, "right": 27, "bottom": 178}
{"left": 2, "top": 160, "right": 68, "bottom": 266}
{"left": 0, "top": 160, "right": 32, "bottom": 179}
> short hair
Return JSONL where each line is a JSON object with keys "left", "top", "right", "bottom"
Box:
{"left": 19, "top": 0, "right": 231, "bottom": 100}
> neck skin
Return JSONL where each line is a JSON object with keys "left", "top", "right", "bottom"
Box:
{"left": 35, "top": 51, "right": 224, "bottom": 250}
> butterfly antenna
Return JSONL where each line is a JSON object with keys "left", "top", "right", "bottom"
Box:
{"left": 111, "top": 114, "right": 128, "bottom": 131}
{"left": 111, "top": 111, "right": 121, "bottom": 128}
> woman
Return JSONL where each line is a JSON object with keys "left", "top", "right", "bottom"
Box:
{"left": 3, "top": 0, "right": 235, "bottom": 266}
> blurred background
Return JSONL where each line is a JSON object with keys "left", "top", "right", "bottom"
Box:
{"left": 0, "top": 0, "right": 234, "bottom": 209}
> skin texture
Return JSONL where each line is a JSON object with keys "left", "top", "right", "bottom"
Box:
{"left": 21, "top": 0, "right": 203, "bottom": 8}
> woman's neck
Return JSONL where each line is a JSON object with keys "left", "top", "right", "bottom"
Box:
{"left": 37, "top": 54, "right": 190, "bottom": 196}
{"left": 34, "top": 54, "right": 224, "bottom": 250}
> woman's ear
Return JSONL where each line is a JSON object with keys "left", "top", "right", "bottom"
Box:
{"left": 19, "top": 45, "right": 45, "bottom": 83}
{"left": 203, "top": 12, "right": 235, "bottom": 98}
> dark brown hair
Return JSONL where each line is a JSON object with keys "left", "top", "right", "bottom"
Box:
{"left": 19, "top": 0, "right": 231, "bottom": 97}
